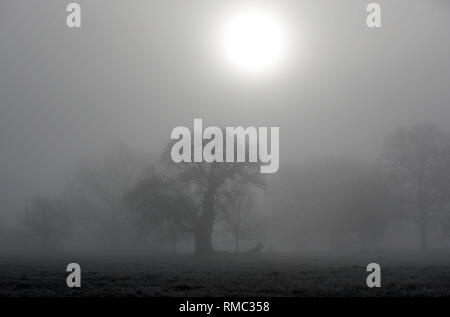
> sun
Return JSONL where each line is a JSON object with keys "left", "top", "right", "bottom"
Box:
{"left": 220, "top": 8, "right": 288, "bottom": 75}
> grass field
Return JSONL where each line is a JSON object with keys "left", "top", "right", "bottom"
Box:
{"left": 1, "top": 253, "right": 450, "bottom": 297}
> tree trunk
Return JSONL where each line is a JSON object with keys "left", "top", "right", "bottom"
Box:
{"left": 235, "top": 233, "right": 240, "bottom": 253}
{"left": 195, "top": 187, "right": 217, "bottom": 256}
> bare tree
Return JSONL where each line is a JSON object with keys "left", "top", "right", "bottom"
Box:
{"left": 382, "top": 124, "right": 450, "bottom": 250}
{"left": 65, "top": 144, "right": 145, "bottom": 248}
{"left": 22, "top": 197, "right": 71, "bottom": 254}
{"left": 160, "top": 141, "right": 265, "bottom": 256}
{"left": 125, "top": 167, "right": 197, "bottom": 253}
{"left": 270, "top": 159, "right": 390, "bottom": 252}
{"left": 217, "top": 183, "right": 261, "bottom": 252}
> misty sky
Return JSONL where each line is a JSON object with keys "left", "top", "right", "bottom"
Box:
{"left": 1, "top": 0, "right": 450, "bottom": 221}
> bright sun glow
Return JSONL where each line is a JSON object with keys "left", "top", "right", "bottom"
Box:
{"left": 220, "top": 8, "right": 288, "bottom": 75}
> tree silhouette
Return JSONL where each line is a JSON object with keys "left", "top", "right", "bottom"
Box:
{"left": 217, "top": 183, "right": 261, "bottom": 252}
{"left": 22, "top": 197, "right": 71, "bottom": 254}
{"left": 160, "top": 140, "right": 265, "bottom": 256}
{"left": 125, "top": 167, "right": 197, "bottom": 252}
{"left": 382, "top": 124, "right": 450, "bottom": 250}
{"left": 66, "top": 144, "right": 145, "bottom": 248}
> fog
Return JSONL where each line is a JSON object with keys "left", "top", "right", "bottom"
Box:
{"left": 1, "top": 0, "right": 450, "bottom": 257}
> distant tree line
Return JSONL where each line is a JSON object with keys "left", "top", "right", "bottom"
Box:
{"left": 17, "top": 124, "right": 450, "bottom": 255}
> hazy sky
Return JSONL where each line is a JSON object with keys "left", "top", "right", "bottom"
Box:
{"left": 1, "top": 0, "right": 449, "bottom": 220}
